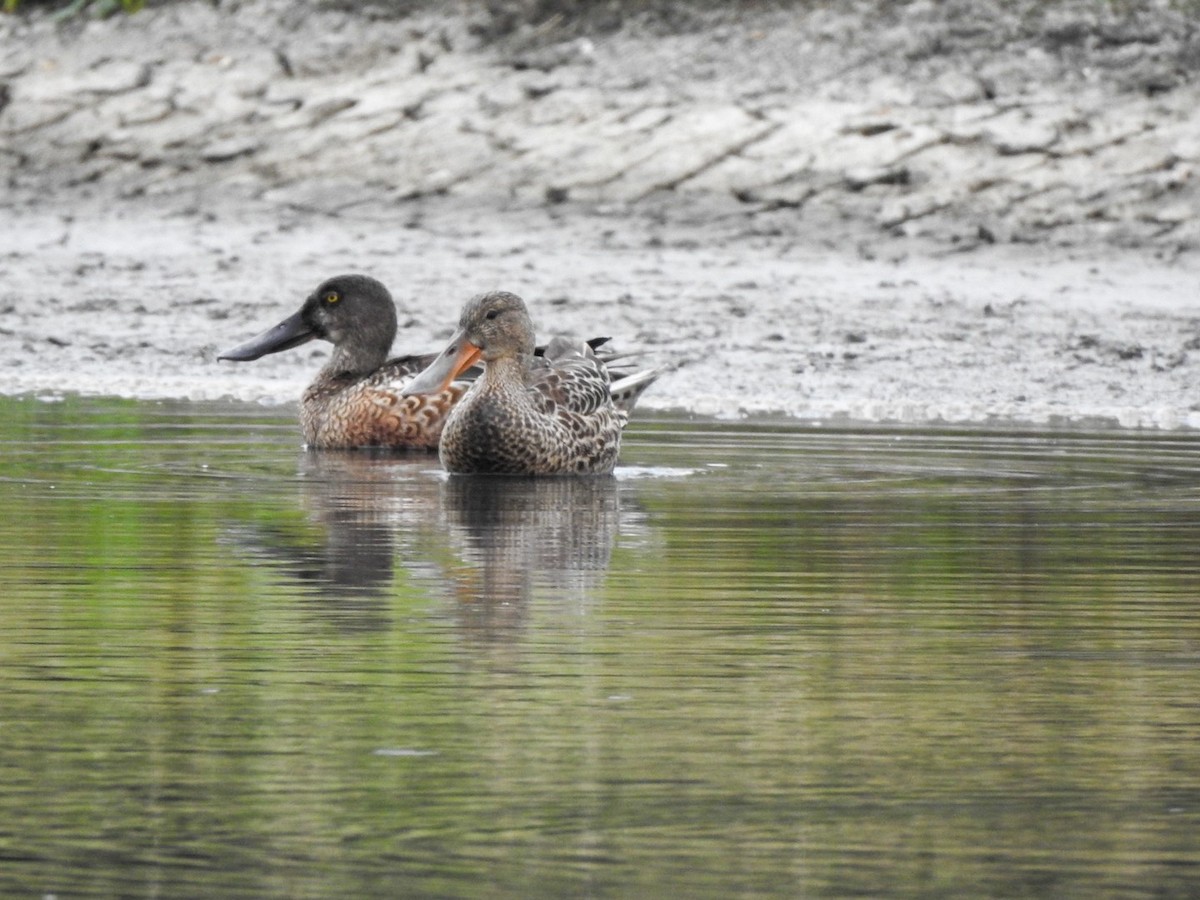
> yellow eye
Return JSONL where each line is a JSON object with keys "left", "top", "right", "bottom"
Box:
{"left": 324, "top": 291, "right": 340, "bottom": 304}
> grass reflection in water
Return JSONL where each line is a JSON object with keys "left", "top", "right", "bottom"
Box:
{"left": 0, "top": 396, "right": 1197, "bottom": 898}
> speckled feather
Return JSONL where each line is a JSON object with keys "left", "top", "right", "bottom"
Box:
{"left": 220, "top": 276, "right": 620, "bottom": 452}
{"left": 300, "top": 354, "right": 467, "bottom": 450}
{"left": 443, "top": 342, "right": 627, "bottom": 475}
{"left": 406, "top": 291, "right": 660, "bottom": 476}
{"left": 219, "top": 275, "right": 470, "bottom": 451}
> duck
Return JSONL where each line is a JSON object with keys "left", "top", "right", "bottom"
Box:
{"left": 218, "top": 274, "right": 465, "bottom": 450}
{"left": 402, "top": 290, "right": 666, "bottom": 475}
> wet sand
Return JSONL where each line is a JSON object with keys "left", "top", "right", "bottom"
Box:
{"left": 2, "top": 1, "right": 1199, "bottom": 428}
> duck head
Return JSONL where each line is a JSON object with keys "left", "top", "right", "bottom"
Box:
{"left": 402, "top": 291, "right": 536, "bottom": 395}
{"left": 219, "top": 274, "right": 398, "bottom": 374}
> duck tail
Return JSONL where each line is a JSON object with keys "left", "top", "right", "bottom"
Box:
{"left": 609, "top": 361, "right": 677, "bottom": 414}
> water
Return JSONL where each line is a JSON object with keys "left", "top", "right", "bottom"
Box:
{"left": 1, "top": 395, "right": 1198, "bottom": 898}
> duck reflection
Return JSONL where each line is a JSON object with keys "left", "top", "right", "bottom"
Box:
{"left": 233, "top": 450, "right": 624, "bottom": 639}
{"left": 226, "top": 451, "right": 440, "bottom": 631}
{"left": 437, "top": 475, "right": 620, "bottom": 642}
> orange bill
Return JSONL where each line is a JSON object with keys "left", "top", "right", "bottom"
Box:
{"left": 402, "top": 328, "right": 483, "bottom": 396}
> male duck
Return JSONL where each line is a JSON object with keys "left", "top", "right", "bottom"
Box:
{"left": 219, "top": 274, "right": 464, "bottom": 450}
{"left": 402, "top": 290, "right": 665, "bottom": 475}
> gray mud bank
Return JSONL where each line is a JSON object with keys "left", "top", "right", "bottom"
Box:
{"left": 2, "top": 0, "right": 1200, "bottom": 429}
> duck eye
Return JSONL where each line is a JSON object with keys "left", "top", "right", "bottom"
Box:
{"left": 324, "top": 291, "right": 341, "bottom": 304}
{"left": 485, "top": 309, "right": 500, "bottom": 320}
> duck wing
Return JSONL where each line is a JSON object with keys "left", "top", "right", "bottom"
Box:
{"left": 527, "top": 337, "right": 616, "bottom": 418}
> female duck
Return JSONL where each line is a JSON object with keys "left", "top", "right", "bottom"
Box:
{"left": 403, "top": 291, "right": 663, "bottom": 475}
{"left": 219, "top": 274, "right": 464, "bottom": 450}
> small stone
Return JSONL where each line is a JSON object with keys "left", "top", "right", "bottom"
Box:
{"left": 73, "top": 60, "right": 152, "bottom": 96}
{"left": 200, "top": 137, "right": 260, "bottom": 163}
{"left": 845, "top": 166, "right": 910, "bottom": 191}
{"left": 984, "top": 109, "right": 1060, "bottom": 155}
{"left": 928, "top": 71, "right": 990, "bottom": 105}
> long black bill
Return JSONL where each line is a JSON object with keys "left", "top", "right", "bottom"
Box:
{"left": 218, "top": 310, "right": 317, "bottom": 362}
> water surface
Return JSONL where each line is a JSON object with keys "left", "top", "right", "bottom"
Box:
{"left": 1, "top": 396, "right": 1198, "bottom": 898}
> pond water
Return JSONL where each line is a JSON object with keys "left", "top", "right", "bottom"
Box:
{"left": 1, "top": 395, "right": 1198, "bottom": 898}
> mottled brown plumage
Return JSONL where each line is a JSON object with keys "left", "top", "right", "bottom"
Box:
{"left": 299, "top": 354, "right": 467, "bottom": 450}
{"left": 403, "top": 291, "right": 664, "bottom": 475}
{"left": 219, "top": 274, "right": 465, "bottom": 450}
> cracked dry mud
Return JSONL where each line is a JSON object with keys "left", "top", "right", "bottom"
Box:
{"left": 2, "top": 0, "right": 1200, "bottom": 429}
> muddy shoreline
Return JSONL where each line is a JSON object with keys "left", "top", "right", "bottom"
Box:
{"left": 2, "top": 1, "right": 1199, "bottom": 429}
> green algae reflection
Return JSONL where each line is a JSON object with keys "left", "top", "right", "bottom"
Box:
{"left": 0, "top": 396, "right": 1197, "bottom": 898}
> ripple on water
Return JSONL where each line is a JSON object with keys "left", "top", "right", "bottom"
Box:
{"left": 0, "top": 399, "right": 1198, "bottom": 898}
